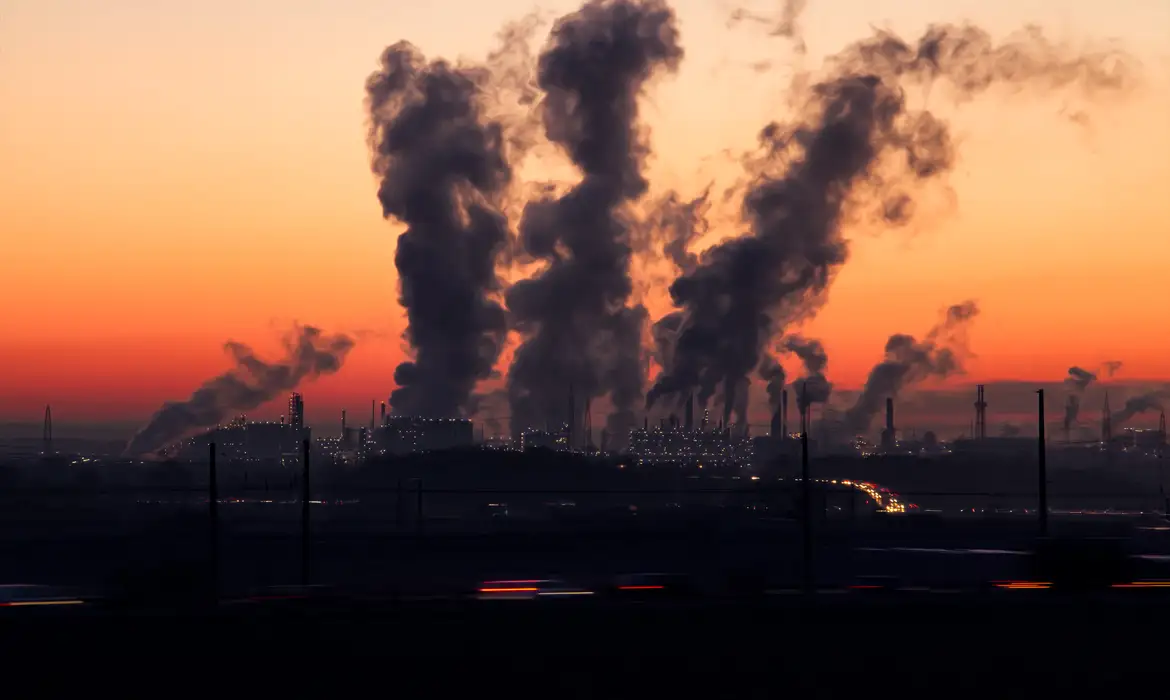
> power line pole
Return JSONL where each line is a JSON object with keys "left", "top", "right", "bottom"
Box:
{"left": 1037, "top": 389, "right": 1048, "bottom": 536}
{"left": 301, "top": 438, "right": 311, "bottom": 586}
{"left": 801, "top": 383, "right": 813, "bottom": 594}
{"left": 209, "top": 442, "right": 219, "bottom": 603}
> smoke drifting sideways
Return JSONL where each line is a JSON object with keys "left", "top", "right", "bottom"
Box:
{"left": 1062, "top": 360, "right": 1123, "bottom": 431}
{"left": 366, "top": 42, "right": 514, "bottom": 418}
{"left": 124, "top": 326, "right": 355, "bottom": 457}
{"left": 648, "top": 21, "right": 1136, "bottom": 423}
{"left": 505, "top": 0, "right": 683, "bottom": 437}
{"left": 844, "top": 301, "right": 980, "bottom": 436}
{"left": 783, "top": 335, "right": 832, "bottom": 413}
{"left": 1112, "top": 389, "right": 1170, "bottom": 429}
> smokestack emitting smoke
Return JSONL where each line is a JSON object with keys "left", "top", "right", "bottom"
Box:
{"left": 1111, "top": 390, "right": 1170, "bottom": 429}
{"left": 647, "top": 19, "right": 1135, "bottom": 419}
{"left": 505, "top": 0, "right": 683, "bottom": 437}
{"left": 1062, "top": 361, "right": 1123, "bottom": 431}
{"left": 783, "top": 336, "right": 832, "bottom": 413}
{"left": 845, "top": 301, "right": 980, "bottom": 435}
{"left": 366, "top": 39, "right": 514, "bottom": 418}
{"left": 125, "top": 326, "right": 354, "bottom": 457}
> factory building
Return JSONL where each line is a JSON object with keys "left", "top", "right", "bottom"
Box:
{"left": 627, "top": 421, "right": 752, "bottom": 466}
{"left": 373, "top": 417, "right": 474, "bottom": 455}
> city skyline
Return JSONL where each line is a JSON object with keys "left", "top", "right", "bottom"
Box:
{"left": 2, "top": 0, "right": 1168, "bottom": 431}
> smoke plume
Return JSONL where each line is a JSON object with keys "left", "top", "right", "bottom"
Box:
{"left": 125, "top": 326, "right": 355, "bottom": 457}
{"left": 506, "top": 0, "right": 683, "bottom": 438}
{"left": 758, "top": 353, "right": 786, "bottom": 410}
{"left": 647, "top": 21, "right": 1135, "bottom": 421}
{"left": 783, "top": 335, "right": 832, "bottom": 410}
{"left": 728, "top": 0, "right": 808, "bottom": 53}
{"left": 1062, "top": 361, "right": 1123, "bottom": 431}
{"left": 844, "top": 301, "right": 980, "bottom": 435}
{"left": 1111, "top": 389, "right": 1170, "bottom": 429}
{"left": 366, "top": 41, "right": 514, "bottom": 418}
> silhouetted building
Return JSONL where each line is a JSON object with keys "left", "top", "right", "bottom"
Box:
{"left": 880, "top": 397, "right": 896, "bottom": 451}
{"left": 288, "top": 393, "right": 304, "bottom": 430}
{"left": 375, "top": 417, "right": 475, "bottom": 455}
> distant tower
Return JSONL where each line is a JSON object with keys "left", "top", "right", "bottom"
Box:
{"left": 42, "top": 405, "right": 52, "bottom": 455}
{"left": 770, "top": 404, "right": 782, "bottom": 437}
{"left": 1102, "top": 392, "right": 1113, "bottom": 443}
{"left": 380, "top": 401, "right": 386, "bottom": 426}
{"left": 584, "top": 396, "right": 594, "bottom": 451}
{"left": 974, "top": 385, "right": 987, "bottom": 440}
{"left": 370, "top": 400, "right": 376, "bottom": 431}
{"left": 781, "top": 389, "right": 789, "bottom": 437}
{"left": 341, "top": 409, "right": 347, "bottom": 440}
{"left": 1158, "top": 410, "right": 1166, "bottom": 449}
{"left": 881, "top": 397, "right": 896, "bottom": 450}
{"left": 567, "top": 383, "right": 576, "bottom": 451}
{"left": 702, "top": 408, "right": 710, "bottom": 431}
{"left": 288, "top": 393, "right": 304, "bottom": 431}
{"left": 684, "top": 393, "right": 694, "bottom": 432}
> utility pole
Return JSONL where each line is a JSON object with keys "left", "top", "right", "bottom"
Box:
{"left": 801, "top": 384, "right": 813, "bottom": 594}
{"left": 301, "top": 438, "right": 311, "bottom": 586}
{"left": 1037, "top": 389, "right": 1048, "bottom": 536}
{"left": 209, "top": 442, "right": 219, "bottom": 603}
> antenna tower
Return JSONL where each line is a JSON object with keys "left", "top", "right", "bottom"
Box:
{"left": 584, "top": 397, "right": 594, "bottom": 451}
{"left": 974, "top": 385, "right": 987, "bottom": 440}
{"left": 42, "top": 405, "right": 52, "bottom": 455}
{"left": 1102, "top": 392, "right": 1113, "bottom": 443}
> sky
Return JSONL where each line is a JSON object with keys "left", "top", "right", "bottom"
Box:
{"left": 2, "top": 0, "right": 1168, "bottom": 434}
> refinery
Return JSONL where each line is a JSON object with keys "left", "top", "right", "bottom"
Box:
{"left": 143, "top": 383, "right": 1166, "bottom": 471}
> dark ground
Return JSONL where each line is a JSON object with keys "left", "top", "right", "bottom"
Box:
{"left": 4, "top": 595, "right": 1169, "bottom": 696}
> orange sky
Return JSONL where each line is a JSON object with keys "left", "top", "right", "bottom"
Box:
{"left": 1, "top": 0, "right": 1168, "bottom": 428}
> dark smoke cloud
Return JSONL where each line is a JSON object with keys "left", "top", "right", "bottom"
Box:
{"left": 782, "top": 335, "right": 832, "bottom": 410}
{"left": 728, "top": 0, "right": 808, "bottom": 54}
{"left": 366, "top": 41, "right": 514, "bottom": 418}
{"left": 648, "top": 22, "right": 1134, "bottom": 418}
{"left": 1065, "top": 366, "right": 1098, "bottom": 392}
{"left": 506, "top": 0, "right": 683, "bottom": 438}
{"left": 647, "top": 188, "right": 711, "bottom": 276}
{"left": 758, "top": 353, "right": 786, "bottom": 410}
{"left": 844, "top": 301, "right": 980, "bottom": 435}
{"left": 125, "top": 326, "right": 355, "bottom": 457}
{"left": 1062, "top": 361, "right": 1123, "bottom": 430}
{"left": 1112, "top": 389, "right": 1170, "bottom": 429}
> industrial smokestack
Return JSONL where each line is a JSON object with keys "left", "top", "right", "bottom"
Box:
{"left": 380, "top": 401, "right": 386, "bottom": 426}
{"left": 880, "top": 397, "right": 896, "bottom": 450}
{"left": 782, "top": 389, "right": 789, "bottom": 436}
{"left": 341, "top": 409, "right": 347, "bottom": 441}
{"left": 770, "top": 405, "right": 782, "bottom": 437}
{"left": 846, "top": 301, "right": 980, "bottom": 436}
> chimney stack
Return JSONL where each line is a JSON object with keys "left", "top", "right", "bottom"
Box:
{"left": 781, "top": 389, "right": 789, "bottom": 437}
{"left": 380, "top": 401, "right": 386, "bottom": 426}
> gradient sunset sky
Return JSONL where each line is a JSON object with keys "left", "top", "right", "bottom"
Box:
{"left": 2, "top": 0, "right": 1168, "bottom": 430}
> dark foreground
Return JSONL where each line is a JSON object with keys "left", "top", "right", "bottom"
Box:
{"left": 5, "top": 594, "right": 1169, "bottom": 696}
